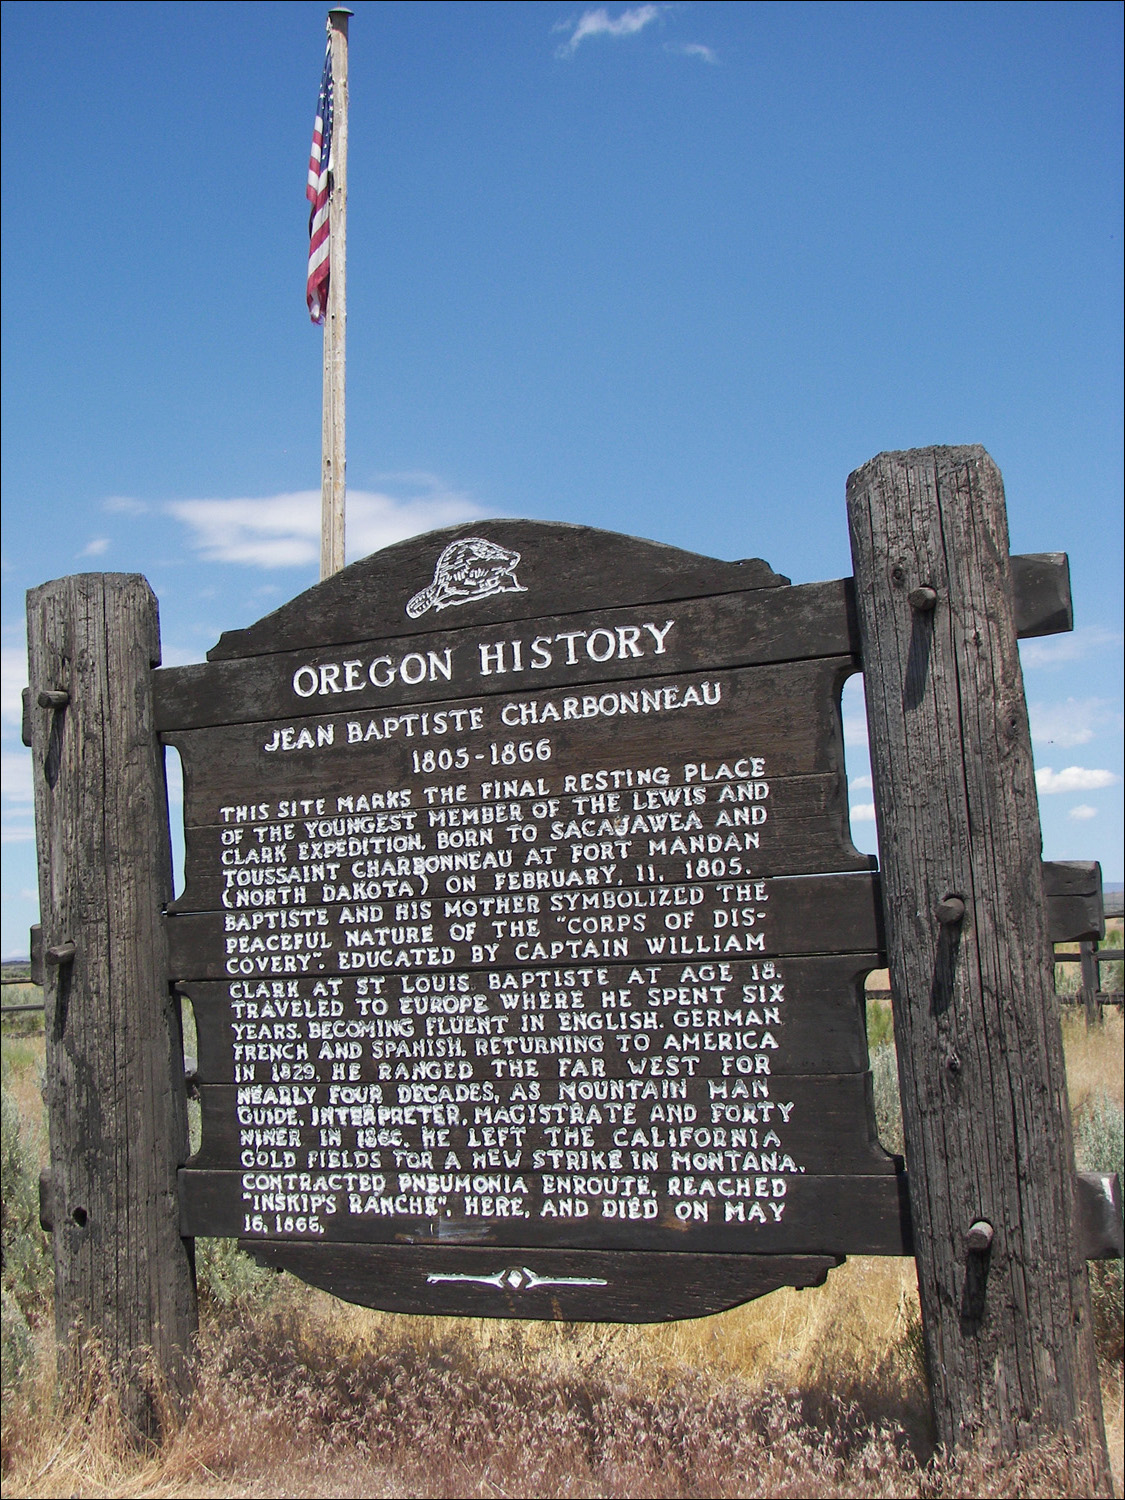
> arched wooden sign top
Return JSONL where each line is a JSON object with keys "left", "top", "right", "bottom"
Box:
{"left": 155, "top": 520, "right": 908, "bottom": 1320}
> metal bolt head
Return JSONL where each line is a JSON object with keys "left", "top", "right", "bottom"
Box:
{"left": 936, "top": 896, "right": 966, "bottom": 926}
{"left": 966, "top": 1220, "right": 994, "bottom": 1253}
{"left": 908, "top": 586, "right": 938, "bottom": 612}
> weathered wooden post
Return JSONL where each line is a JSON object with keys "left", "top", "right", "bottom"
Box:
{"left": 847, "top": 447, "right": 1110, "bottom": 1486}
{"left": 26, "top": 574, "right": 197, "bottom": 1433}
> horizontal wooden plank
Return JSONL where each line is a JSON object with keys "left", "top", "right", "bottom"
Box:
{"left": 1009, "top": 552, "right": 1072, "bottom": 639}
{"left": 204, "top": 521, "right": 789, "bottom": 661}
{"left": 157, "top": 581, "right": 857, "bottom": 732}
{"left": 175, "top": 771, "right": 873, "bottom": 915}
{"left": 1042, "top": 860, "right": 1104, "bottom": 944}
{"left": 191, "top": 1070, "right": 894, "bottom": 1176}
{"left": 238, "top": 1243, "right": 847, "bottom": 1321}
{"left": 194, "top": 520, "right": 1066, "bottom": 667}
{"left": 166, "top": 870, "right": 883, "bottom": 980}
{"left": 180, "top": 1166, "right": 913, "bottom": 1256}
{"left": 182, "top": 953, "right": 880, "bottom": 1084}
{"left": 1042, "top": 860, "right": 1102, "bottom": 898}
{"left": 164, "top": 658, "right": 853, "bottom": 825}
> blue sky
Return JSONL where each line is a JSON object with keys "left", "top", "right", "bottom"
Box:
{"left": 2, "top": 0, "right": 1122, "bottom": 957}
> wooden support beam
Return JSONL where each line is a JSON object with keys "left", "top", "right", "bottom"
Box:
{"left": 847, "top": 447, "right": 1110, "bottom": 1485}
{"left": 25, "top": 573, "right": 196, "bottom": 1435}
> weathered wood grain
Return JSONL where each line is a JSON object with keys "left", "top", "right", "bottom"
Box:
{"left": 25, "top": 574, "right": 196, "bottom": 1431}
{"left": 847, "top": 447, "right": 1109, "bottom": 1486}
{"left": 240, "top": 1244, "right": 846, "bottom": 1321}
{"left": 180, "top": 1166, "right": 912, "bottom": 1255}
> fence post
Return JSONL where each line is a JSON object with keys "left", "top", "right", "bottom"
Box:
{"left": 847, "top": 448, "right": 1109, "bottom": 1485}
{"left": 26, "top": 573, "right": 197, "bottom": 1434}
{"left": 1079, "top": 942, "right": 1102, "bottom": 1029}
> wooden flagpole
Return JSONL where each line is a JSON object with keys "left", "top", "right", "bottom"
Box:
{"left": 321, "top": 7, "right": 352, "bottom": 580}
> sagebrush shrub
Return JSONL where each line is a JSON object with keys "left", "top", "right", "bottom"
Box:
{"left": 0, "top": 1085, "right": 52, "bottom": 1389}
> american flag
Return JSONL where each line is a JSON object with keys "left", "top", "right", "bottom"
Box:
{"left": 306, "top": 41, "right": 334, "bottom": 324}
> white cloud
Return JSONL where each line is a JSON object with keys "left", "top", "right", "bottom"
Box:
{"left": 840, "top": 677, "right": 869, "bottom": 748}
{"left": 167, "top": 479, "right": 487, "bottom": 570}
{"left": 1, "top": 637, "right": 34, "bottom": 840}
{"left": 849, "top": 774, "right": 873, "bottom": 791}
{"left": 842, "top": 712, "right": 868, "bottom": 747}
{"left": 1068, "top": 804, "right": 1099, "bottom": 821}
{"left": 1035, "top": 765, "right": 1120, "bottom": 795}
{"left": 554, "top": 5, "right": 662, "bottom": 57}
{"left": 1, "top": 745, "right": 34, "bottom": 846}
{"left": 78, "top": 537, "right": 110, "bottom": 558}
{"left": 1, "top": 644, "right": 28, "bottom": 731}
{"left": 1, "top": 749, "right": 32, "bottom": 806}
{"left": 164, "top": 747, "right": 183, "bottom": 808}
{"left": 1020, "top": 626, "right": 1122, "bottom": 669}
{"left": 1029, "top": 697, "right": 1122, "bottom": 748}
{"left": 664, "top": 41, "right": 718, "bottom": 63}
{"left": 849, "top": 802, "right": 877, "bottom": 822}
{"left": 103, "top": 496, "right": 150, "bottom": 515}
{"left": 157, "top": 642, "right": 208, "bottom": 670}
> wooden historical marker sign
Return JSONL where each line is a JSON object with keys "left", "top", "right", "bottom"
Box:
{"left": 154, "top": 520, "right": 911, "bottom": 1320}
{"left": 30, "top": 450, "right": 1115, "bottom": 1478}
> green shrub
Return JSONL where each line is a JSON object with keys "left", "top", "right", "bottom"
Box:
{"left": 1, "top": 1287, "right": 33, "bottom": 1392}
{"left": 0, "top": 997, "right": 44, "bottom": 1038}
{"left": 1095, "top": 933, "right": 1122, "bottom": 994}
{"left": 1074, "top": 1093, "right": 1124, "bottom": 1181}
{"left": 869, "top": 1042, "right": 904, "bottom": 1157}
{"left": 195, "top": 1236, "right": 280, "bottom": 1315}
{"left": 865, "top": 998, "right": 895, "bottom": 1053}
{"left": 1054, "top": 961, "right": 1082, "bottom": 997}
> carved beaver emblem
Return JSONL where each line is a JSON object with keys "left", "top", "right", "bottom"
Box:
{"left": 406, "top": 537, "right": 527, "bottom": 619}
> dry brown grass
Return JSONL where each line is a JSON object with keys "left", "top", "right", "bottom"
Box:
{"left": 1062, "top": 1005, "right": 1124, "bottom": 1115}
{"left": 0, "top": 1287, "right": 1114, "bottom": 1500}
{"left": 4, "top": 1244, "right": 1122, "bottom": 1500}
{"left": 0, "top": 1017, "right": 47, "bottom": 1165}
